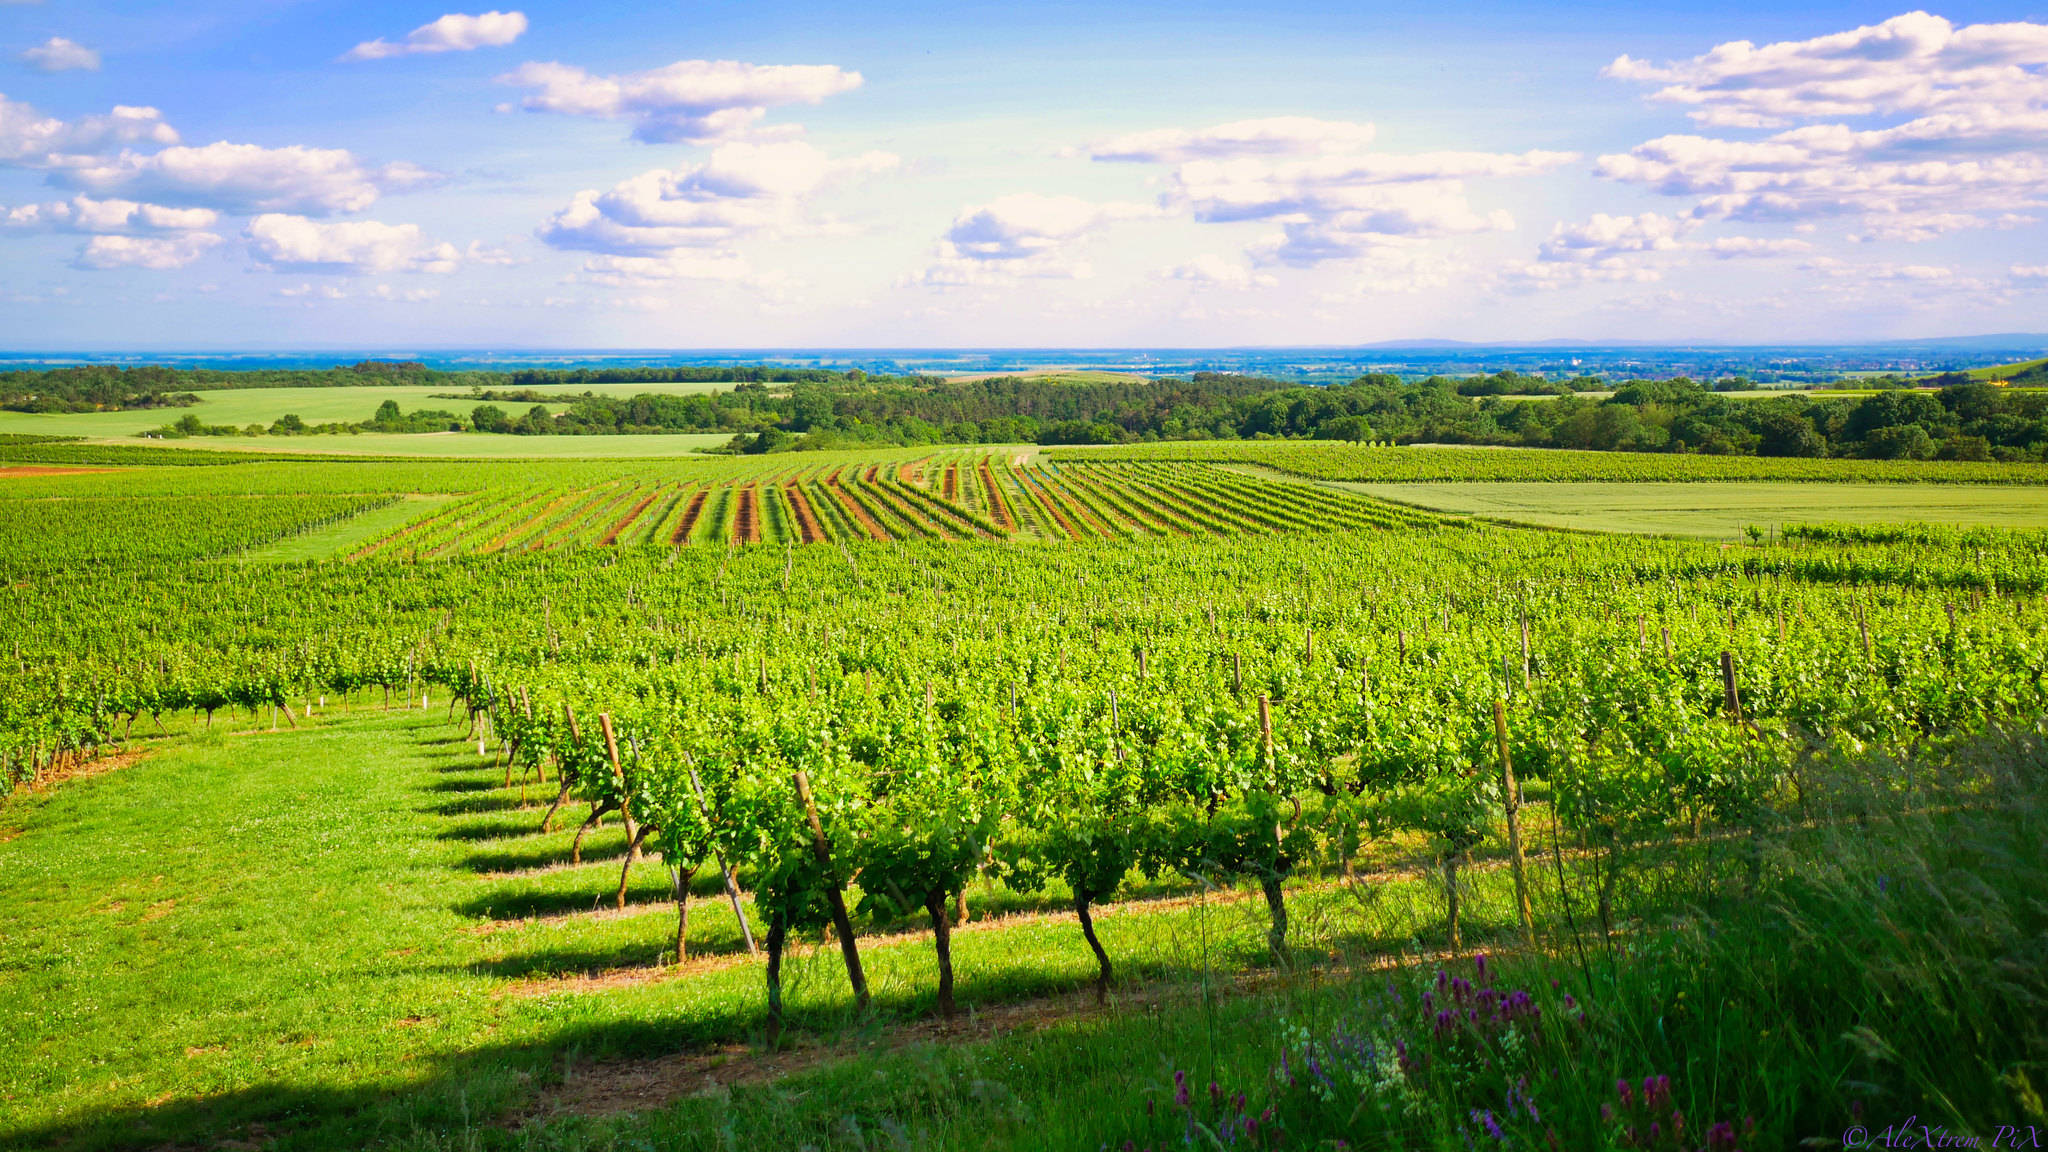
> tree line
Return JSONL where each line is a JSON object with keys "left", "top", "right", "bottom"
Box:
{"left": 83, "top": 361, "right": 2048, "bottom": 463}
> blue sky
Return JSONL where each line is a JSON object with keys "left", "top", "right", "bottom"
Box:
{"left": 2, "top": 1, "right": 2045, "bottom": 348}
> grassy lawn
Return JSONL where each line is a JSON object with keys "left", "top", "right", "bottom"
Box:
{"left": 111, "top": 431, "right": 734, "bottom": 459}
{"left": 1344, "top": 480, "right": 2048, "bottom": 536}
{"left": 0, "top": 707, "right": 1546, "bottom": 1151}
{"left": 0, "top": 382, "right": 737, "bottom": 458}
{"left": 10, "top": 702, "right": 2018, "bottom": 1152}
{"left": 235, "top": 494, "right": 462, "bottom": 561}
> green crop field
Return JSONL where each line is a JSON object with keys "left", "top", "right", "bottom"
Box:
{"left": 1967, "top": 356, "right": 2048, "bottom": 382}
{"left": 1333, "top": 479, "right": 2048, "bottom": 537}
{"left": 0, "top": 381, "right": 742, "bottom": 457}
{"left": 4, "top": 436, "right": 2045, "bottom": 1152}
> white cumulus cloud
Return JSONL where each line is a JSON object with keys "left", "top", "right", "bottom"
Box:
{"left": 4, "top": 194, "right": 218, "bottom": 233}
{"left": 19, "top": 37, "right": 98, "bottom": 72}
{"left": 0, "top": 95, "right": 178, "bottom": 169}
{"left": 1089, "top": 117, "right": 1377, "bottom": 163}
{"left": 1086, "top": 116, "right": 1575, "bottom": 269}
{"left": 63, "top": 142, "right": 430, "bottom": 216}
{"left": 538, "top": 141, "right": 895, "bottom": 255}
{"left": 498, "top": 58, "right": 862, "bottom": 143}
{"left": 75, "top": 232, "right": 221, "bottom": 270}
{"left": 1159, "top": 254, "right": 1278, "bottom": 290}
{"left": 576, "top": 251, "right": 756, "bottom": 285}
{"left": 1, "top": 95, "right": 428, "bottom": 217}
{"left": 911, "top": 193, "right": 1158, "bottom": 286}
{"left": 1603, "top": 12, "right": 2048, "bottom": 128}
{"left": 245, "top": 214, "right": 460, "bottom": 273}
{"left": 1707, "top": 235, "right": 1812, "bottom": 258}
{"left": 1537, "top": 212, "right": 1690, "bottom": 263}
{"left": 347, "top": 11, "right": 527, "bottom": 60}
{"left": 1600, "top": 13, "right": 2048, "bottom": 241}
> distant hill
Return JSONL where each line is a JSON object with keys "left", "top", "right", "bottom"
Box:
{"left": 1966, "top": 357, "right": 2048, "bottom": 384}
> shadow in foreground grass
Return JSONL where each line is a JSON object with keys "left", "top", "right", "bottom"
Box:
{"left": 5, "top": 950, "right": 1249, "bottom": 1152}
{"left": 458, "top": 842, "right": 631, "bottom": 874}
{"left": 421, "top": 793, "right": 529, "bottom": 817}
{"left": 424, "top": 778, "right": 500, "bottom": 795}
{"left": 437, "top": 815, "right": 552, "bottom": 842}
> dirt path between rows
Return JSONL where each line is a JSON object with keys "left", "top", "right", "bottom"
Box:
{"left": 670, "top": 490, "right": 708, "bottom": 545}
{"left": 784, "top": 486, "right": 823, "bottom": 543}
{"left": 733, "top": 487, "right": 761, "bottom": 545}
{"left": 599, "top": 491, "right": 659, "bottom": 546}
{"left": 979, "top": 462, "right": 1016, "bottom": 531}
{"left": 0, "top": 465, "right": 123, "bottom": 477}
{"left": 502, "top": 843, "right": 1537, "bottom": 1127}
{"left": 828, "top": 483, "right": 890, "bottom": 540}
{"left": 3, "top": 746, "right": 150, "bottom": 812}
{"left": 515, "top": 930, "right": 1432, "bottom": 1125}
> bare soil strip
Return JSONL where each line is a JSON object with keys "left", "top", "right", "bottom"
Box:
{"left": 487, "top": 492, "right": 578, "bottom": 553}
{"left": 827, "top": 483, "right": 890, "bottom": 540}
{"left": 598, "top": 491, "right": 660, "bottom": 546}
{"left": 733, "top": 487, "right": 761, "bottom": 545}
{"left": 515, "top": 921, "right": 1429, "bottom": 1125}
{"left": 979, "top": 463, "right": 1016, "bottom": 531}
{"left": 783, "top": 486, "right": 823, "bottom": 543}
{"left": 0, "top": 465, "right": 122, "bottom": 477}
{"left": 669, "top": 490, "right": 708, "bottom": 545}
{"left": 1016, "top": 468, "right": 1084, "bottom": 540}
{"left": 4, "top": 746, "right": 149, "bottom": 808}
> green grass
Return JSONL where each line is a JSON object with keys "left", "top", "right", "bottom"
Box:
{"left": 1336, "top": 480, "right": 2048, "bottom": 537}
{"left": 0, "top": 708, "right": 1542, "bottom": 1151}
{"left": 3, "top": 613, "right": 2043, "bottom": 1151}
{"left": 1967, "top": 356, "right": 2048, "bottom": 382}
{"left": 1061, "top": 441, "right": 2048, "bottom": 484}
{"left": 0, "top": 383, "right": 737, "bottom": 459}
{"left": 235, "top": 494, "right": 462, "bottom": 561}
{"left": 128, "top": 431, "right": 733, "bottom": 459}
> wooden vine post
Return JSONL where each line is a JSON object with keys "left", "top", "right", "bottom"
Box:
{"left": 689, "top": 767, "right": 758, "bottom": 956}
{"left": 599, "top": 714, "right": 641, "bottom": 864}
{"left": 1493, "top": 699, "right": 1535, "bottom": 946}
{"left": 794, "top": 767, "right": 870, "bottom": 1011}
{"left": 1258, "top": 694, "right": 1274, "bottom": 773}
{"left": 1255, "top": 694, "right": 1291, "bottom": 960}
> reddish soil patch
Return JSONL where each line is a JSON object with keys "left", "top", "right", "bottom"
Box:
{"left": 4, "top": 746, "right": 149, "bottom": 804}
{"left": 669, "top": 490, "right": 708, "bottom": 545}
{"left": 941, "top": 463, "right": 957, "bottom": 501}
{"left": 514, "top": 907, "right": 1410, "bottom": 1128}
{"left": 827, "top": 484, "right": 890, "bottom": 541}
{"left": 783, "top": 486, "right": 823, "bottom": 543}
{"left": 522, "top": 989, "right": 1120, "bottom": 1123}
{"left": 353, "top": 510, "right": 434, "bottom": 560}
{"left": 598, "top": 491, "right": 659, "bottom": 546}
{"left": 979, "top": 463, "right": 1016, "bottom": 531}
{"left": 488, "top": 493, "right": 574, "bottom": 553}
{"left": 873, "top": 483, "right": 953, "bottom": 541}
{"left": 1018, "top": 471, "right": 1083, "bottom": 540}
{"left": 733, "top": 487, "right": 761, "bottom": 545}
{"left": 0, "top": 465, "right": 121, "bottom": 477}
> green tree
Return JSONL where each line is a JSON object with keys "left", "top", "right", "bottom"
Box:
{"left": 1862, "top": 423, "right": 1938, "bottom": 460}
